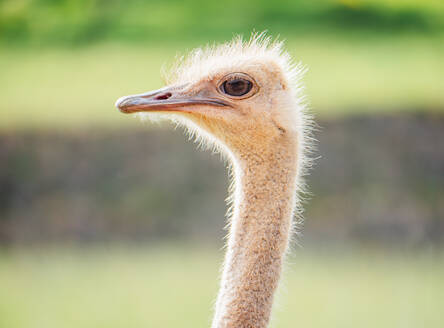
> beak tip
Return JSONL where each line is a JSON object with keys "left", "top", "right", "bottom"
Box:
{"left": 115, "top": 96, "right": 132, "bottom": 113}
{"left": 115, "top": 96, "right": 126, "bottom": 109}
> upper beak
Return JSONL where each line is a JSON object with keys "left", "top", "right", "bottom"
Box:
{"left": 115, "top": 84, "right": 230, "bottom": 114}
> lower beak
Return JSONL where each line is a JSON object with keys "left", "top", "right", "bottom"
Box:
{"left": 115, "top": 85, "right": 229, "bottom": 114}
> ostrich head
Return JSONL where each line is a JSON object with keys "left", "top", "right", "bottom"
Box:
{"left": 116, "top": 35, "right": 309, "bottom": 161}
{"left": 115, "top": 34, "right": 313, "bottom": 328}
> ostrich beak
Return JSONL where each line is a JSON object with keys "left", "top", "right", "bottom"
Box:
{"left": 115, "top": 84, "right": 230, "bottom": 114}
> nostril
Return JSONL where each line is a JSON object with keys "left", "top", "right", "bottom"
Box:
{"left": 154, "top": 92, "right": 172, "bottom": 100}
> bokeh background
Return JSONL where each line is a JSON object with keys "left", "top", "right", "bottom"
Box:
{"left": 1, "top": 0, "right": 443, "bottom": 327}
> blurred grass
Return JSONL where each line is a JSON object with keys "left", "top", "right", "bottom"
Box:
{"left": 0, "top": 245, "right": 443, "bottom": 328}
{"left": 1, "top": 34, "right": 443, "bottom": 130}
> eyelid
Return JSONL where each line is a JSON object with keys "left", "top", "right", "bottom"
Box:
{"left": 218, "top": 73, "right": 255, "bottom": 85}
{"left": 226, "top": 74, "right": 251, "bottom": 82}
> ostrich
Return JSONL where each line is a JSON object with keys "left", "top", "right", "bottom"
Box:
{"left": 115, "top": 34, "right": 312, "bottom": 328}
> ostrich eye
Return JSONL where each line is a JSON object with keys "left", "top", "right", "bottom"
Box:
{"left": 221, "top": 78, "right": 253, "bottom": 97}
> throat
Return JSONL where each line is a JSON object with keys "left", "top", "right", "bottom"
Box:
{"left": 212, "top": 143, "right": 299, "bottom": 328}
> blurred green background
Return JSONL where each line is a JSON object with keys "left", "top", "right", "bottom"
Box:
{"left": 1, "top": 1, "right": 443, "bottom": 327}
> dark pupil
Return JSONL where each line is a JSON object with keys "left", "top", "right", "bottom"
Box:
{"left": 223, "top": 79, "right": 252, "bottom": 96}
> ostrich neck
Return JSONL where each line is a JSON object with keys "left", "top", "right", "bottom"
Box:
{"left": 212, "top": 139, "right": 299, "bottom": 328}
